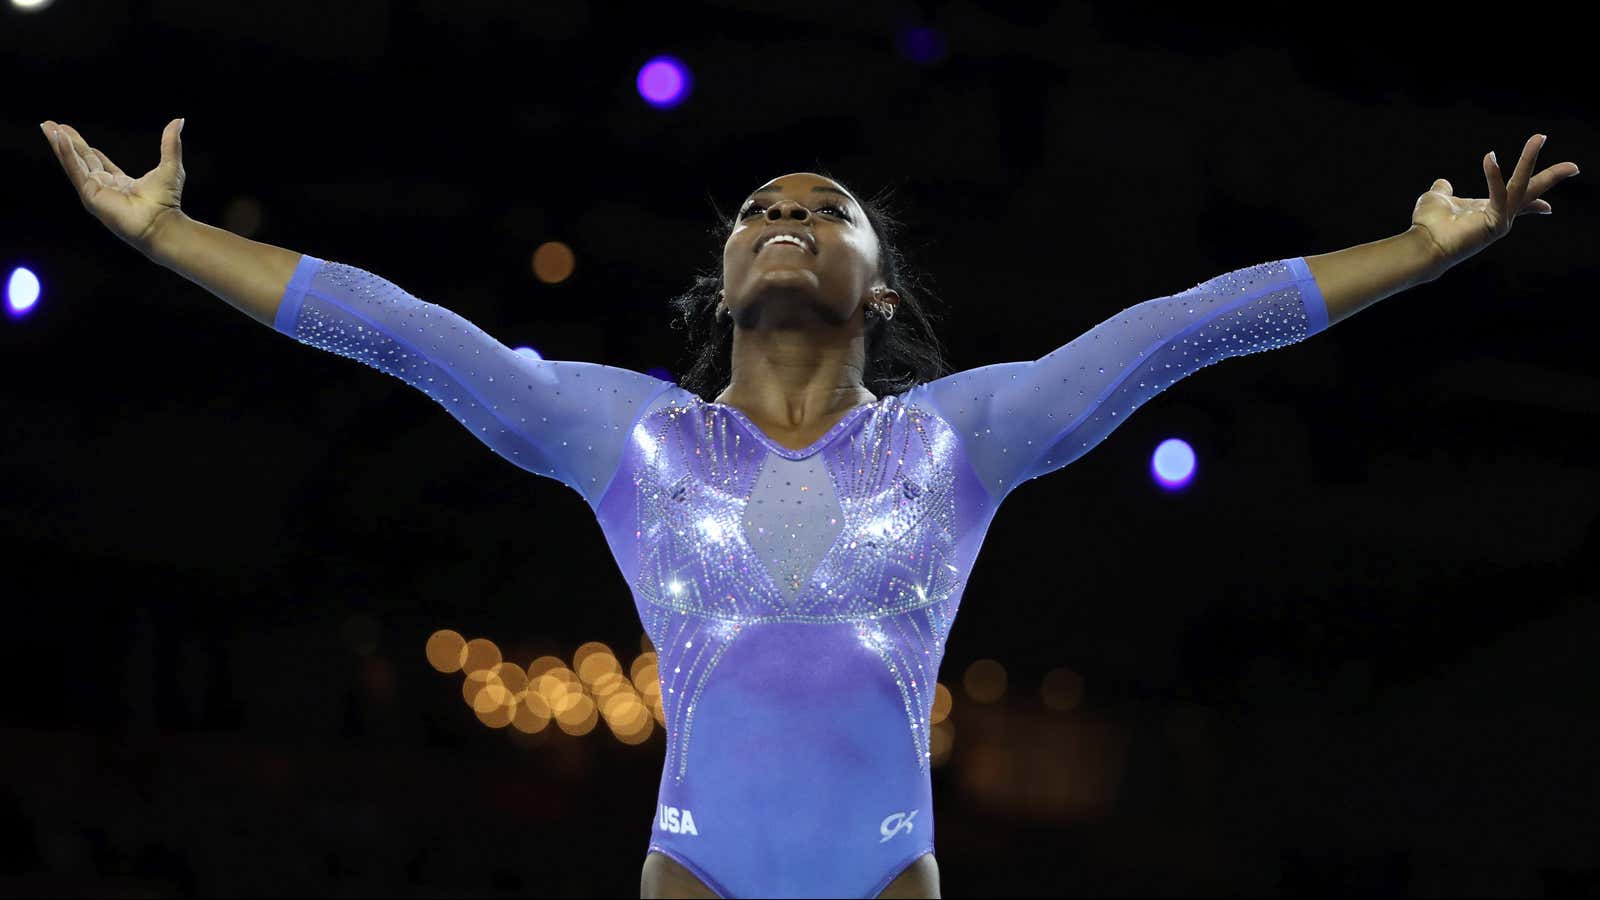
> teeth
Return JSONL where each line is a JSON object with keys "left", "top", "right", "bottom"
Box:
{"left": 764, "top": 235, "right": 806, "bottom": 250}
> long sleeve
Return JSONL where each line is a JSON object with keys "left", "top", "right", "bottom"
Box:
{"left": 914, "top": 256, "right": 1328, "bottom": 501}
{"left": 273, "top": 254, "right": 677, "bottom": 509}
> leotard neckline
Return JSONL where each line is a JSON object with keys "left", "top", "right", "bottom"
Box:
{"left": 709, "top": 399, "right": 879, "bottom": 459}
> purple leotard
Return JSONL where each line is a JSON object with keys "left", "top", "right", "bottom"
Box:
{"left": 274, "top": 253, "right": 1327, "bottom": 898}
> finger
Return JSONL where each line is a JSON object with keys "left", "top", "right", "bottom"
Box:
{"left": 87, "top": 146, "right": 127, "bottom": 179}
{"left": 81, "top": 144, "right": 106, "bottom": 176}
{"left": 48, "top": 125, "right": 94, "bottom": 202}
{"left": 58, "top": 124, "right": 122, "bottom": 193}
{"left": 1506, "top": 133, "right": 1544, "bottom": 209}
{"left": 1523, "top": 161, "right": 1581, "bottom": 202}
{"left": 1526, "top": 199, "right": 1551, "bottom": 215}
{"left": 43, "top": 124, "right": 77, "bottom": 183}
{"left": 1485, "top": 150, "right": 1506, "bottom": 213}
{"left": 157, "top": 118, "right": 183, "bottom": 177}
{"left": 1432, "top": 177, "right": 1453, "bottom": 197}
{"left": 57, "top": 124, "right": 93, "bottom": 178}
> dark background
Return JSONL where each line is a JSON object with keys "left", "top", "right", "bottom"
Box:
{"left": 4, "top": 0, "right": 1596, "bottom": 896}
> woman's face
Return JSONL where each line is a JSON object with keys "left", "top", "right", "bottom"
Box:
{"left": 720, "top": 172, "right": 882, "bottom": 329}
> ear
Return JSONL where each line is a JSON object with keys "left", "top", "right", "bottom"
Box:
{"left": 876, "top": 287, "right": 901, "bottom": 309}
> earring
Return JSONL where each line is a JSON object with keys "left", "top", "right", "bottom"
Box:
{"left": 868, "top": 289, "right": 895, "bottom": 322}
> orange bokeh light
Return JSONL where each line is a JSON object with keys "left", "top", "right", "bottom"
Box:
{"left": 963, "top": 659, "right": 1007, "bottom": 704}
{"left": 1041, "top": 667, "right": 1085, "bottom": 712}
{"left": 931, "top": 682, "right": 953, "bottom": 724}
{"left": 512, "top": 690, "right": 552, "bottom": 733}
{"left": 425, "top": 629, "right": 467, "bottom": 673}
{"left": 556, "top": 694, "right": 598, "bottom": 735}
{"left": 461, "top": 638, "right": 501, "bottom": 675}
{"left": 532, "top": 241, "right": 575, "bottom": 284}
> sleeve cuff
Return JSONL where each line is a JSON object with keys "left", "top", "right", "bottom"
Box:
{"left": 273, "top": 254, "right": 325, "bottom": 335}
{"left": 1284, "top": 256, "right": 1329, "bottom": 336}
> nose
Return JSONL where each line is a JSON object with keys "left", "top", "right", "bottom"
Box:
{"left": 766, "top": 199, "right": 809, "bottom": 221}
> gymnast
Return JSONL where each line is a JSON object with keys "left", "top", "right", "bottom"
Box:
{"left": 40, "top": 117, "right": 1576, "bottom": 898}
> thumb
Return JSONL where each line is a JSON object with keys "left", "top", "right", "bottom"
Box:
{"left": 159, "top": 117, "right": 184, "bottom": 173}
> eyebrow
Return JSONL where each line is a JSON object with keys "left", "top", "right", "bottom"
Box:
{"left": 746, "top": 185, "right": 855, "bottom": 205}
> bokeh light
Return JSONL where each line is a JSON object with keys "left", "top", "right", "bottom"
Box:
{"left": 930, "top": 719, "right": 955, "bottom": 767}
{"left": 461, "top": 638, "right": 501, "bottom": 675}
{"left": 555, "top": 694, "right": 598, "bottom": 735}
{"left": 462, "top": 667, "right": 499, "bottom": 711}
{"left": 492, "top": 661, "right": 529, "bottom": 697}
{"left": 963, "top": 659, "right": 1007, "bottom": 703}
{"left": 531, "top": 241, "right": 575, "bottom": 283}
{"left": 430, "top": 635, "right": 673, "bottom": 745}
{"left": 645, "top": 367, "right": 673, "bottom": 382}
{"left": 573, "top": 642, "right": 618, "bottom": 685}
{"left": 512, "top": 689, "right": 552, "bottom": 733}
{"left": 513, "top": 346, "right": 543, "bottom": 360}
{"left": 1151, "top": 437, "right": 1197, "bottom": 490}
{"left": 425, "top": 629, "right": 467, "bottom": 673}
{"left": 10, "top": 0, "right": 56, "bottom": 12}
{"left": 931, "top": 682, "right": 953, "bottom": 725}
{"left": 1041, "top": 667, "right": 1085, "bottom": 712}
{"left": 7, "top": 267, "right": 41, "bottom": 316}
{"left": 637, "top": 55, "right": 691, "bottom": 108}
{"left": 896, "top": 26, "right": 947, "bottom": 64}
{"left": 527, "top": 655, "right": 565, "bottom": 680}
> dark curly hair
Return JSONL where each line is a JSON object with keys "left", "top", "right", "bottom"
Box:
{"left": 668, "top": 174, "right": 953, "bottom": 402}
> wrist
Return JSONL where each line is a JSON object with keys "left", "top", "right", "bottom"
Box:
{"left": 141, "top": 207, "right": 194, "bottom": 267}
{"left": 1403, "top": 224, "right": 1451, "bottom": 282}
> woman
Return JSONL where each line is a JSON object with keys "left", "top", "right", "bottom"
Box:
{"left": 40, "top": 118, "right": 1576, "bottom": 899}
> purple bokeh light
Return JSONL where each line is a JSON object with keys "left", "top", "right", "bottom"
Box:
{"left": 1150, "top": 438, "right": 1197, "bottom": 491}
{"left": 896, "top": 27, "right": 947, "bottom": 64}
{"left": 637, "top": 56, "right": 692, "bottom": 108}
{"left": 513, "top": 346, "right": 543, "bottom": 361}
{"left": 645, "top": 366, "right": 673, "bottom": 383}
{"left": 8, "top": 266, "right": 41, "bottom": 317}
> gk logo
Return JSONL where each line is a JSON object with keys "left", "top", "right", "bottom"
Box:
{"left": 879, "top": 810, "right": 918, "bottom": 843}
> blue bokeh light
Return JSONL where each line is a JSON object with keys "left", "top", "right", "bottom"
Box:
{"left": 645, "top": 366, "right": 673, "bottom": 383}
{"left": 514, "top": 346, "right": 543, "bottom": 361}
{"left": 1150, "top": 437, "right": 1197, "bottom": 490}
{"left": 8, "top": 266, "right": 41, "bottom": 317}
{"left": 637, "top": 56, "right": 692, "bottom": 108}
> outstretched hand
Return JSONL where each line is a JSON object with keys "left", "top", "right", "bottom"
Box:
{"left": 42, "top": 118, "right": 188, "bottom": 255}
{"left": 1411, "top": 132, "right": 1579, "bottom": 269}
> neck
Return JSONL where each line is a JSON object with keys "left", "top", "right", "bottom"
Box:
{"left": 714, "top": 321, "right": 876, "bottom": 428}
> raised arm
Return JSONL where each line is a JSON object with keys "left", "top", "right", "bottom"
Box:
{"left": 912, "top": 257, "right": 1328, "bottom": 501}
{"left": 912, "top": 131, "right": 1581, "bottom": 503}
{"left": 43, "top": 118, "right": 676, "bottom": 508}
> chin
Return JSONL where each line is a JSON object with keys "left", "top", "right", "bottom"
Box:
{"left": 738, "top": 289, "right": 851, "bottom": 329}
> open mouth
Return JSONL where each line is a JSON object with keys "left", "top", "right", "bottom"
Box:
{"left": 758, "top": 234, "right": 812, "bottom": 253}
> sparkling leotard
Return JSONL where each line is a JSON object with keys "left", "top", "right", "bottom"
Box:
{"left": 273, "top": 253, "right": 1327, "bottom": 898}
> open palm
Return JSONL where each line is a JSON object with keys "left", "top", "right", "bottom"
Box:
{"left": 42, "top": 118, "right": 187, "bottom": 253}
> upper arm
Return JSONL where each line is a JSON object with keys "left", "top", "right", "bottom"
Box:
{"left": 920, "top": 256, "right": 1328, "bottom": 499}
{"left": 274, "top": 254, "right": 677, "bottom": 507}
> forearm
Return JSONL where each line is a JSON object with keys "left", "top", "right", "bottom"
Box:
{"left": 143, "top": 210, "right": 303, "bottom": 329}
{"left": 1303, "top": 225, "right": 1448, "bottom": 328}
